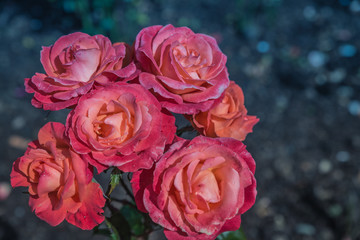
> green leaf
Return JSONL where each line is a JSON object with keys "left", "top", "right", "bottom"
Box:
{"left": 93, "top": 225, "right": 112, "bottom": 237}
{"left": 105, "top": 218, "right": 120, "bottom": 240}
{"left": 120, "top": 205, "right": 146, "bottom": 236}
{"left": 108, "top": 168, "right": 122, "bottom": 196}
{"left": 217, "top": 228, "right": 247, "bottom": 240}
{"left": 106, "top": 212, "right": 132, "bottom": 240}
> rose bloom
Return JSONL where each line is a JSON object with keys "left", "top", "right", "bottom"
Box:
{"left": 134, "top": 24, "right": 230, "bottom": 114}
{"left": 10, "top": 122, "right": 105, "bottom": 230}
{"left": 131, "top": 136, "right": 256, "bottom": 240}
{"left": 25, "top": 32, "right": 138, "bottom": 110}
{"left": 66, "top": 83, "right": 176, "bottom": 173}
{"left": 188, "top": 81, "right": 259, "bottom": 141}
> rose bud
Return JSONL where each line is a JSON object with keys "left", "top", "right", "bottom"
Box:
{"left": 131, "top": 136, "right": 256, "bottom": 240}
{"left": 25, "top": 32, "right": 138, "bottom": 110}
{"left": 134, "top": 24, "right": 230, "bottom": 114}
{"left": 66, "top": 83, "right": 176, "bottom": 173}
{"left": 187, "top": 81, "right": 259, "bottom": 141}
{"left": 10, "top": 122, "right": 105, "bottom": 230}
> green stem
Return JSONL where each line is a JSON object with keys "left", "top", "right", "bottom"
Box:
{"left": 119, "top": 171, "right": 135, "bottom": 201}
{"left": 111, "top": 197, "right": 137, "bottom": 209}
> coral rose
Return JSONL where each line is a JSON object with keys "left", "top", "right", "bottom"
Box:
{"left": 131, "top": 136, "right": 257, "bottom": 240}
{"left": 10, "top": 122, "right": 105, "bottom": 230}
{"left": 134, "top": 24, "right": 230, "bottom": 114}
{"left": 188, "top": 81, "right": 259, "bottom": 141}
{"left": 66, "top": 83, "right": 176, "bottom": 173}
{"left": 25, "top": 32, "right": 138, "bottom": 110}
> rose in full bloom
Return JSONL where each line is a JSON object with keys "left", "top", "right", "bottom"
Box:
{"left": 131, "top": 136, "right": 256, "bottom": 240}
{"left": 134, "top": 24, "right": 230, "bottom": 114}
{"left": 66, "top": 83, "right": 176, "bottom": 173}
{"left": 10, "top": 122, "right": 105, "bottom": 230}
{"left": 25, "top": 32, "right": 138, "bottom": 110}
{"left": 187, "top": 81, "right": 259, "bottom": 141}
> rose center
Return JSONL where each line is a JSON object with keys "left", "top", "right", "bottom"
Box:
{"left": 93, "top": 110, "right": 134, "bottom": 144}
{"left": 173, "top": 45, "right": 208, "bottom": 79}
{"left": 94, "top": 122, "right": 113, "bottom": 138}
{"left": 192, "top": 169, "right": 221, "bottom": 204}
{"left": 174, "top": 46, "right": 202, "bottom": 67}
{"left": 67, "top": 45, "right": 80, "bottom": 62}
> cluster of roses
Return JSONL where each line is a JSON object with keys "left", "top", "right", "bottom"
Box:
{"left": 11, "top": 25, "right": 259, "bottom": 240}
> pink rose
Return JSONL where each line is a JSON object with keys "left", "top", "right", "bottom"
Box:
{"left": 131, "top": 136, "right": 257, "bottom": 240}
{"left": 25, "top": 32, "right": 138, "bottom": 110}
{"left": 134, "top": 24, "right": 230, "bottom": 114}
{"left": 10, "top": 122, "right": 105, "bottom": 230}
{"left": 188, "top": 81, "right": 259, "bottom": 141}
{"left": 66, "top": 83, "right": 176, "bottom": 173}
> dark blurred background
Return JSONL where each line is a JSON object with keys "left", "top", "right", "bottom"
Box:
{"left": 1, "top": 0, "right": 360, "bottom": 239}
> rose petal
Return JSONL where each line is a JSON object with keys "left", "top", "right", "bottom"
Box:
{"left": 66, "top": 181, "right": 105, "bottom": 230}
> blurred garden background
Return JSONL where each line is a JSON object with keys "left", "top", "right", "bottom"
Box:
{"left": 1, "top": 0, "right": 360, "bottom": 239}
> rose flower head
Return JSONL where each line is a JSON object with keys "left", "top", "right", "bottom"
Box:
{"left": 134, "top": 24, "right": 230, "bottom": 114}
{"left": 25, "top": 32, "right": 138, "bottom": 110}
{"left": 188, "top": 81, "right": 259, "bottom": 141}
{"left": 10, "top": 122, "right": 105, "bottom": 230}
{"left": 131, "top": 136, "right": 257, "bottom": 240}
{"left": 66, "top": 83, "right": 176, "bottom": 173}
